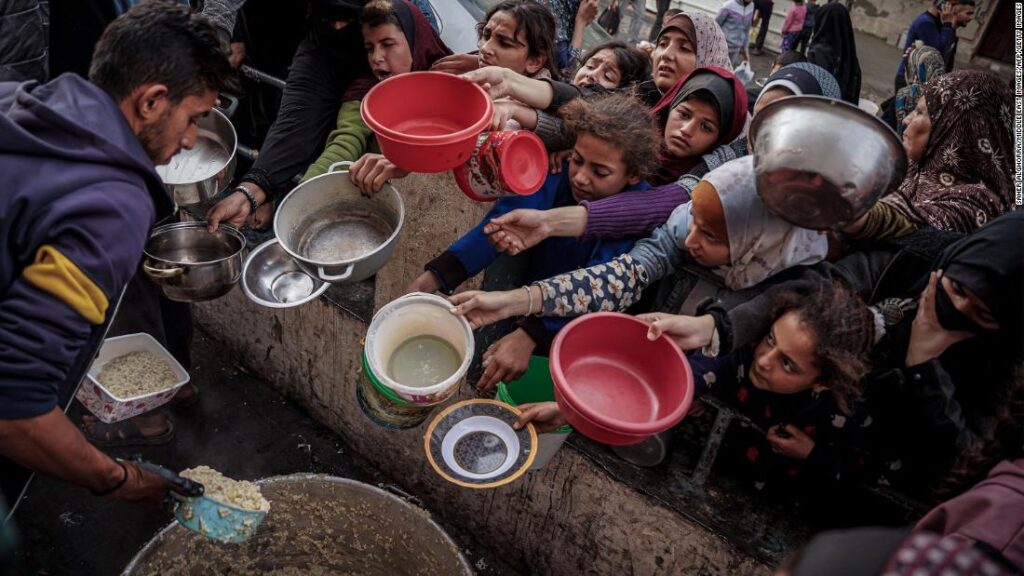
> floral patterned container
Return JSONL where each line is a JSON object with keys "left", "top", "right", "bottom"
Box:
{"left": 76, "top": 333, "right": 190, "bottom": 423}
{"left": 453, "top": 130, "right": 548, "bottom": 201}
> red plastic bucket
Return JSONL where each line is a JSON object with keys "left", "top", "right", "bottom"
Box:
{"left": 361, "top": 72, "right": 494, "bottom": 173}
{"left": 550, "top": 312, "right": 693, "bottom": 445}
{"left": 453, "top": 131, "right": 548, "bottom": 201}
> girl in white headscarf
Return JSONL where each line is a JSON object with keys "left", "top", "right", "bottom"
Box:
{"left": 449, "top": 156, "right": 829, "bottom": 325}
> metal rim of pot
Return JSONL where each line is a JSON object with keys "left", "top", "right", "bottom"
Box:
{"left": 240, "top": 238, "right": 330, "bottom": 308}
{"left": 156, "top": 106, "right": 238, "bottom": 209}
{"left": 273, "top": 161, "right": 406, "bottom": 284}
{"left": 121, "top": 473, "right": 474, "bottom": 576}
{"left": 142, "top": 221, "right": 246, "bottom": 280}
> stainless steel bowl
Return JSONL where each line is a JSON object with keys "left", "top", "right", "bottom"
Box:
{"left": 143, "top": 222, "right": 245, "bottom": 302}
{"left": 155, "top": 108, "right": 237, "bottom": 209}
{"left": 242, "top": 238, "right": 329, "bottom": 308}
{"left": 750, "top": 95, "right": 907, "bottom": 230}
{"left": 274, "top": 162, "right": 404, "bottom": 284}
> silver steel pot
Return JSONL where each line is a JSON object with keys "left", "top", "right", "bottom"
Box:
{"left": 274, "top": 162, "right": 404, "bottom": 284}
{"left": 750, "top": 95, "right": 907, "bottom": 230}
{"left": 155, "top": 107, "right": 237, "bottom": 209}
{"left": 143, "top": 222, "right": 246, "bottom": 302}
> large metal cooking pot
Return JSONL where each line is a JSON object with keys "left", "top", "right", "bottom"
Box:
{"left": 155, "top": 107, "right": 237, "bottom": 209}
{"left": 274, "top": 162, "right": 404, "bottom": 284}
{"left": 142, "top": 222, "right": 245, "bottom": 302}
{"left": 750, "top": 95, "right": 907, "bottom": 230}
{"left": 122, "top": 474, "right": 473, "bottom": 575}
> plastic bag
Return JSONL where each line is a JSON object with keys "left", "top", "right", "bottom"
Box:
{"left": 597, "top": 3, "right": 620, "bottom": 36}
{"left": 733, "top": 61, "right": 754, "bottom": 86}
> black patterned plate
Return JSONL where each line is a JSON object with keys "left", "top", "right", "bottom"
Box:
{"left": 423, "top": 399, "right": 537, "bottom": 489}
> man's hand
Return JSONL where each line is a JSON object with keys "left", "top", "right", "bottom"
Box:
{"left": 484, "top": 209, "right": 552, "bottom": 255}
{"left": 430, "top": 53, "right": 481, "bottom": 75}
{"left": 110, "top": 462, "right": 178, "bottom": 507}
{"left": 206, "top": 190, "right": 255, "bottom": 232}
{"left": 406, "top": 270, "right": 442, "bottom": 295}
{"left": 448, "top": 288, "right": 531, "bottom": 329}
{"left": 513, "top": 402, "right": 567, "bottom": 434}
{"left": 766, "top": 424, "right": 815, "bottom": 460}
{"left": 638, "top": 313, "right": 716, "bottom": 351}
{"left": 939, "top": 2, "right": 956, "bottom": 25}
{"left": 349, "top": 153, "right": 409, "bottom": 196}
{"left": 905, "top": 271, "right": 974, "bottom": 367}
{"left": 477, "top": 329, "right": 535, "bottom": 391}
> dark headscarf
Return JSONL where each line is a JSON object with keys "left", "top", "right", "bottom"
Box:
{"left": 931, "top": 212, "right": 1024, "bottom": 346}
{"left": 806, "top": 3, "right": 861, "bottom": 105}
{"left": 757, "top": 62, "right": 842, "bottom": 103}
{"left": 342, "top": 0, "right": 451, "bottom": 100}
{"left": 882, "top": 71, "right": 1015, "bottom": 235}
{"left": 649, "top": 67, "right": 748, "bottom": 186}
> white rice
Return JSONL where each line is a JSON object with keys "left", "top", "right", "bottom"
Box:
{"left": 180, "top": 466, "right": 270, "bottom": 512}
{"left": 96, "top": 351, "right": 178, "bottom": 399}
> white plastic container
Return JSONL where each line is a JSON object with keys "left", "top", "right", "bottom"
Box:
{"left": 76, "top": 333, "right": 190, "bottom": 423}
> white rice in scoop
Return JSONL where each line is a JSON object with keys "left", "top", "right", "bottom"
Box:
{"left": 180, "top": 466, "right": 270, "bottom": 512}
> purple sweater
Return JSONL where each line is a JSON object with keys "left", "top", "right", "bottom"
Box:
{"left": 580, "top": 182, "right": 691, "bottom": 240}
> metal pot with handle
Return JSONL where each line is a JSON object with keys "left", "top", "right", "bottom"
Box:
{"left": 143, "top": 222, "right": 246, "bottom": 302}
{"left": 274, "top": 161, "right": 405, "bottom": 284}
{"left": 155, "top": 103, "right": 238, "bottom": 212}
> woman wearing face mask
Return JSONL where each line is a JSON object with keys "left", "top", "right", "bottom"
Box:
{"left": 663, "top": 212, "right": 1024, "bottom": 493}
{"left": 845, "top": 70, "right": 1014, "bottom": 242}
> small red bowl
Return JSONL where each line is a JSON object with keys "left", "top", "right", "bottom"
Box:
{"left": 361, "top": 72, "right": 494, "bottom": 173}
{"left": 550, "top": 312, "right": 693, "bottom": 444}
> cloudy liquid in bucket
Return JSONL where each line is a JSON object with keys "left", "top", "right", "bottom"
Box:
{"left": 387, "top": 335, "right": 461, "bottom": 388}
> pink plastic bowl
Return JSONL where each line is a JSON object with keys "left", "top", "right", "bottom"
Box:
{"left": 360, "top": 72, "right": 494, "bottom": 173}
{"left": 550, "top": 312, "right": 693, "bottom": 445}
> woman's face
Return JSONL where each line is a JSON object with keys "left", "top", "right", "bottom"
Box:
{"left": 478, "top": 11, "right": 542, "bottom": 76}
{"left": 940, "top": 275, "right": 1000, "bottom": 332}
{"left": 752, "top": 86, "right": 793, "bottom": 118}
{"left": 363, "top": 23, "right": 413, "bottom": 79}
{"left": 682, "top": 200, "right": 730, "bottom": 267}
{"left": 902, "top": 96, "right": 932, "bottom": 163}
{"left": 750, "top": 312, "right": 824, "bottom": 395}
{"left": 573, "top": 49, "right": 623, "bottom": 89}
{"left": 663, "top": 98, "right": 721, "bottom": 159}
{"left": 567, "top": 133, "right": 639, "bottom": 202}
{"left": 652, "top": 29, "right": 698, "bottom": 93}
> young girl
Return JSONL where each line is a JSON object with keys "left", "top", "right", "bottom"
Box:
{"left": 517, "top": 281, "right": 876, "bottom": 493}
{"left": 429, "top": 0, "right": 559, "bottom": 79}
{"left": 411, "top": 93, "right": 660, "bottom": 391}
{"left": 780, "top": 0, "right": 807, "bottom": 53}
{"left": 450, "top": 156, "right": 828, "bottom": 327}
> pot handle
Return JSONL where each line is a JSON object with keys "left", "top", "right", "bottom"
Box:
{"left": 143, "top": 262, "right": 185, "bottom": 279}
{"left": 327, "top": 161, "right": 354, "bottom": 174}
{"left": 317, "top": 264, "right": 354, "bottom": 283}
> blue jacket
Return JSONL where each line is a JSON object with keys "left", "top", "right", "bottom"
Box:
{"left": 428, "top": 168, "right": 647, "bottom": 339}
{"left": 896, "top": 11, "right": 955, "bottom": 78}
{"left": 0, "top": 74, "right": 173, "bottom": 421}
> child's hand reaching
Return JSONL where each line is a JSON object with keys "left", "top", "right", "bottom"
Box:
{"left": 448, "top": 288, "right": 534, "bottom": 329}
{"left": 484, "top": 209, "right": 552, "bottom": 255}
{"left": 638, "top": 313, "right": 716, "bottom": 351}
{"left": 477, "top": 329, "right": 535, "bottom": 391}
{"left": 349, "top": 153, "right": 408, "bottom": 196}
{"left": 512, "top": 402, "right": 567, "bottom": 434}
{"left": 766, "top": 424, "right": 814, "bottom": 460}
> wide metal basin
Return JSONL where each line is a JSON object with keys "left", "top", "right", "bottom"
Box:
{"left": 750, "top": 95, "right": 907, "bottom": 230}
{"left": 274, "top": 162, "right": 404, "bottom": 284}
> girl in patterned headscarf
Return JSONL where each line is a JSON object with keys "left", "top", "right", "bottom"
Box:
{"left": 642, "top": 11, "right": 733, "bottom": 105}
{"left": 848, "top": 70, "right": 1015, "bottom": 240}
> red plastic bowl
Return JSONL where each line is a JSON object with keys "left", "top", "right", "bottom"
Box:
{"left": 361, "top": 72, "right": 494, "bottom": 173}
{"left": 550, "top": 312, "right": 693, "bottom": 445}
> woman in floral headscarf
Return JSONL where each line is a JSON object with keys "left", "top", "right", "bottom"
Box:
{"left": 846, "top": 70, "right": 1015, "bottom": 241}
{"left": 878, "top": 44, "right": 947, "bottom": 135}
{"left": 639, "top": 11, "right": 733, "bottom": 105}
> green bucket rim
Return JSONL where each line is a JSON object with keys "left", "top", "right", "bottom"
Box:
{"left": 361, "top": 349, "right": 417, "bottom": 407}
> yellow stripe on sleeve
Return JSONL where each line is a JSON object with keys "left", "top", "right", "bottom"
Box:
{"left": 22, "top": 245, "right": 109, "bottom": 325}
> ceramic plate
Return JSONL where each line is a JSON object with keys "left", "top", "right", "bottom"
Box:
{"left": 423, "top": 399, "right": 536, "bottom": 489}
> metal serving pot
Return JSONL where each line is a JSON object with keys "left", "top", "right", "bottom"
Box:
{"left": 143, "top": 222, "right": 246, "bottom": 302}
{"left": 274, "top": 162, "right": 404, "bottom": 284}
{"left": 155, "top": 107, "right": 237, "bottom": 209}
{"left": 750, "top": 95, "right": 907, "bottom": 230}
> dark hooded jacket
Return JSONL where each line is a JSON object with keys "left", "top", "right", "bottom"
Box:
{"left": 0, "top": 73, "right": 173, "bottom": 499}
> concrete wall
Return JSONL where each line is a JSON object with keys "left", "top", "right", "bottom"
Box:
{"left": 195, "top": 172, "right": 769, "bottom": 575}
